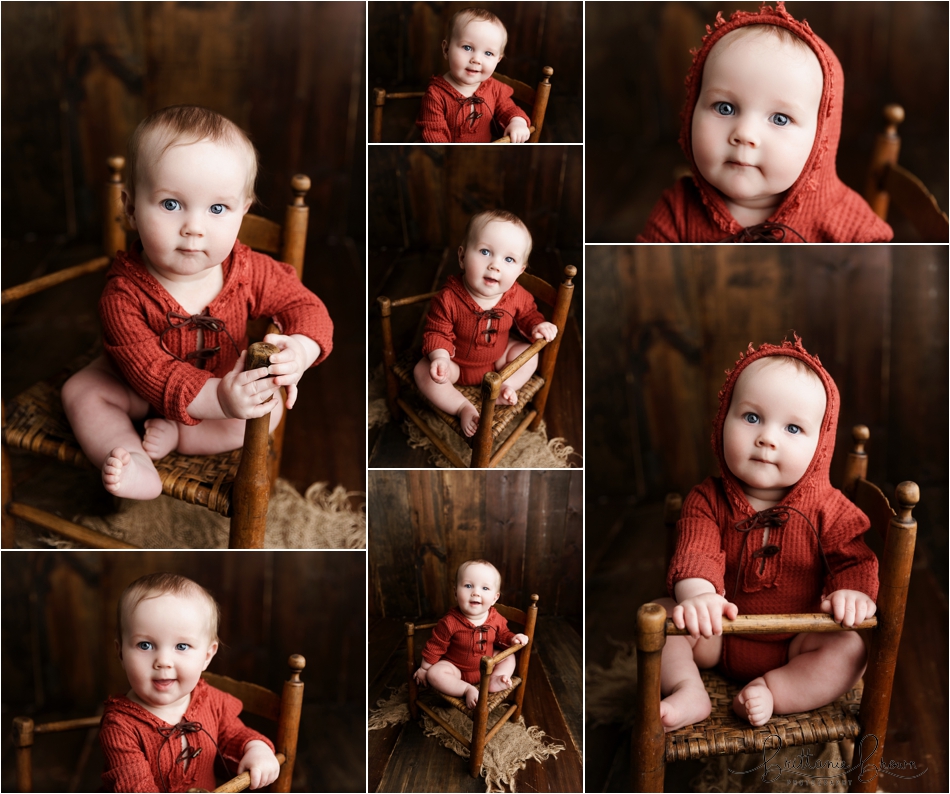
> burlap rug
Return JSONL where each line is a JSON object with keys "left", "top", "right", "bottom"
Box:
{"left": 39, "top": 478, "right": 365, "bottom": 549}
{"left": 587, "top": 642, "right": 851, "bottom": 792}
{"left": 368, "top": 366, "right": 578, "bottom": 468}
{"left": 369, "top": 683, "right": 565, "bottom": 793}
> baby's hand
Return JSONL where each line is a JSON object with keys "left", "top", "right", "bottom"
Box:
{"left": 217, "top": 350, "right": 281, "bottom": 420}
{"left": 672, "top": 593, "right": 739, "bottom": 639}
{"left": 264, "top": 333, "right": 318, "bottom": 410}
{"left": 505, "top": 116, "right": 530, "bottom": 143}
{"left": 531, "top": 322, "right": 557, "bottom": 342}
{"left": 511, "top": 633, "right": 530, "bottom": 646}
{"left": 413, "top": 666, "right": 429, "bottom": 687}
{"left": 821, "top": 589, "right": 876, "bottom": 628}
{"left": 429, "top": 356, "right": 451, "bottom": 384}
{"left": 238, "top": 740, "right": 281, "bottom": 791}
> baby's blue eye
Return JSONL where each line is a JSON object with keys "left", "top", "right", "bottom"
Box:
{"left": 504, "top": 256, "right": 515, "bottom": 264}
{"left": 743, "top": 413, "right": 760, "bottom": 424}
{"left": 770, "top": 113, "right": 790, "bottom": 127}
{"left": 482, "top": 586, "right": 491, "bottom": 591}
{"left": 175, "top": 643, "right": 190, "bottom": 651}
{"left": 136, "top": 641, "right": 153, "bottom": 651}
{"left": 462, "top": 44, "right": 473, "bottom": 52}
{"left": 786, "top": 424, "right": 801, "bottom": 435}
{"left": 714, "top": 102, "right": 735, "bottom": 116}
{"left": 485, "top": 51, "right": 494, "bottom": 58}
{"left": 479, "top": 248, "right": 490, "bottom": 256}
{"left": 209, "top": 204, "right": 226, "bottom": 215}
{"left": 463, "top": 583, "right": 473, "bottom": 589}
{"left": 162, "top": 199, "right": 181, "bottom": 211}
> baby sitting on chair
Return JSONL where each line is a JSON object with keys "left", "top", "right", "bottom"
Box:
{"left": 414, "top": 560, "right": 529, "bottom": 709}
{"left": 657, "top": 337, "right": 878, "bottom": 731}
{"left": 413, "top": 209, "right": 557, "bottom": 438}
{"left": 100, "top": 573, "right": 280, "bottom": 791}
{"left": 417, "top": 7, "right": 531, "bottom": 143}
{"left": 61, "top": 105, "right": 333, "bottom": 501}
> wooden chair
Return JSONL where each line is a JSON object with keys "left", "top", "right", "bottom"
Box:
{"left": 377, "top": 263, "right": 576, "bottom": 468}
{"left": 632, "top": 425, "right": 919, "bottom": 792}
{"left": 12, "top": 654, "right": 306, "bottom": 793}
{"left": 864, "top": 104, "right": 949, "bottom": 241}
{"left": 406, "top": 596, "right": 539, "bottom": 778}
{"left": 1, "top": 157, "right": 312, "bottom": 549}
{"left": 371, "top": 67, "right": 553, "bottom": 143}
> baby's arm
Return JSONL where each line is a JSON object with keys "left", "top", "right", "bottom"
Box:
{"left": 427, "top": 349, "right": 453, "bottom": 384}
{"left": 262, "top": 332, "right": 321, "bottom": 409}
{"left": 417, "top": 88, "right": 453, "bottom": 143}
{"left": 238, "top": 739, "right": 281, "bottom": 791}
{"left": 414, "top": 659, "right": 433, "bottom": 686}
{"left": 820, "top": 589, "right": 876, "bottom": 628}
{"left": 510, "top": 632, "right": 529, "bottom": 646}
{"left": 531, "top": 322, "right": 557, "bottom": 341}
{"left": 504, "top": 116, "right": 530, "bottom": 143}
{"left": 671, "top": 578, "right": 739, "bottom": 639}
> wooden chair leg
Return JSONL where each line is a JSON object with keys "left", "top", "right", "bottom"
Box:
{"left": 406, "top": 623, "right": 420, "bottom": 720}
{"left": 13, "top": 716, "right": 34, "bottom": 793}
{"left": 377, "top": 297, "right": 402, "bottom": 421}
{"left": 472, "top": 373, "right": 501, "bottom": 468}
{"left": 372, "top": 87, "right": 386, "bottom": 144}
{"left": 229, "top": 342, "right": 279, "bottom": 549}
{"left": 2, "top": 411, "right": 14, "bottom": 548}
{"left": 529, "top": 266, "right": 575, "bottom": 432}
{"left": 469, "top": 667, "right": 493, "bottom": 777}
{"left": 272, "top": 655, "right": 305, "bottom": 793}
{"left": 632, "top": 603, "right": 667, "bottom": 793}
{"left": 528, "top": 67, "right": 553, "bottom": 143}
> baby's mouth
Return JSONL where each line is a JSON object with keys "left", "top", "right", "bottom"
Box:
{"left": 153, "top": 679, "right": 177, "bottom": 690}
{"left": 483, "top": 276, "right": 498, "bottom": 285}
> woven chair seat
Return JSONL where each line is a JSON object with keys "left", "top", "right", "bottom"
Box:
{"left": 392, "top": 349, "right": 544, "bottom": 444}
{"left": 436, "top": 676, "right": 522, "bottom": 719}
{"left": 3, "top": 362, "right": 262, "bottom": 517}
{"left": 665, "top": 670, "right": 862, "bottom": 762}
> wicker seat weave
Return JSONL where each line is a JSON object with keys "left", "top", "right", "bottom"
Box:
{"left": 665, "top": 670, "right": 862, "bottom": 762}
{"left": 435, "top": 676, "right": 522, "bottom": 719}
{"left": 392, "top": 349, "right": 544, "bottom": 443}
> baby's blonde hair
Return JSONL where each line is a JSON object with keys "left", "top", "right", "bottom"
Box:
{"left": 126, "top": 105, "right": 258, "bottom": 204}
{"left": 719, "top": 24, "right": 813, "bottom": 56}
{"left": 116, "top": 572, "right": 221, "bottom": 645}
{"left": 446, "top": 7, "right": 508, "bottom": 56}
{"left": 456, "top": 559, "right": 502, "bottom": 590}
{"left": 462, "top": 209, "right": 533, "bottom": 264}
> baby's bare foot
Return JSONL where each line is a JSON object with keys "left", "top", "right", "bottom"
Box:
{"left": 102, "top": 447, "right": 163, "bottom": 500}
{"left": 734, "top": 677, "right": 774, "bottom": 726}
{"left": 659, "top": 679, "right": 711, "bottom": 732}
{"left": 497, "top": 384, "right": 519, "bottom": 405}
{"left": 489, "top": 672, "right": 512, "bottom": 693}
{"left": 457, "top": 403, "right": 479, "bottom": 437}
{"left": 142, "top": 418, "right": 179, "bottom": 460}
{"left": 464, "top": 684, "right": 480, "bottom": 710}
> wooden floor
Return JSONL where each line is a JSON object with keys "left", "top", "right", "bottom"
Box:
{"left": 369, "top": 615, "right": 583, "bottom": 792}
{"left": 368, "top": 247, "right": 583, "bottom": 468}
{"left": 2, "top": 236, "right": 366, "bottom": 546}
{"left": 585, "top": 497, "right": 949, "bottom": 793}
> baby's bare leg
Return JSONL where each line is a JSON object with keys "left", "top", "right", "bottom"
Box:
{"left": 61, "top": 357, "right": 162, "bottom": 500}
{"left": 173, "top": 397, "right": 284, "bottom": 455}
{"left": 494, "top": 340, "right": 537, "bottom": 405}
{"left": 733, "top": 631, "right": 866, "bottom": 726}
{"left": 488, "top": 653, "right": 517, "bottom": 692}
{"left": 426, "top": 660, "right": 480, "bottom": 709}
{"left": 413, "top": 357, "right": 479, "bottom": 437}
{"left": 655, "top": 597, "right": 721, "bottom": 732}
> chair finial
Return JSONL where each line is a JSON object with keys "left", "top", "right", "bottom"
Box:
{"left": 291, "top": 174, "right": 311, "bottom": 207}
{"left": 895, "top": 481, "right": 919, "bottom": 522}
{"left": 288, "top": 654, "right": 306, "bottom": 683}
{"left": 851, "top": 424, "right": 869, "bottom": 455}
{"left": 107, "top": 156, "right": 125, "bottom": 183}
{"left": 883, "top": 104, "right": 904, "bottom": 137}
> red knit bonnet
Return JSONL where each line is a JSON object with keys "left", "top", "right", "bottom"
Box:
{"left": 712, "top": 337, "right": 839, "bottom": 516}
{"left": 679, "top": 2, "right": 843, "bottom": 229}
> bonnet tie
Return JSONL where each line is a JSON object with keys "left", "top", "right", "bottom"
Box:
{"left": 455, "top": 95, "right": 486, "bottom": 133}
{"left": 155, "top": 719, "right": 230, "bottom": 793}
{"left": 732, "top": 505, "right": 831, "bottom": 599}
{"left": 159, "top": 311, "right": 241, "bottom": 364}
{"left": 722, "top": 221, "right": 807, "bottom": 243}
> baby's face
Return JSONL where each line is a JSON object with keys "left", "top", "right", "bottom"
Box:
{"left": 118, "top": 592, "right": 218, "bottom": 715}
{"left": 723, "top": 358, "right": 826, "bottom": 502}
{"left": 691, "top": 29, "right": 823, "bottom": 218}
{"left": 125, "top": 138, "right": 252, "bottom": 282}
{"left": 456, "top": 562, "right": 501, "bottom": 622}
{"left": 442, "top": 18, "right": 505, "bottom": 93}
{"left": 459, "top": 220, "right": 529, "bottom": 303}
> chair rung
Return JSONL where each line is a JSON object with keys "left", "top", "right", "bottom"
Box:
{"left": 666, "top": 613, "right": 877, "bottom": 636}
{"left": 9, "top": 503, "right": 138, "bottom": 549}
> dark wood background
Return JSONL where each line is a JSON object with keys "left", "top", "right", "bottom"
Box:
{"left": 368, "top": 1, "right": 583, "bottom": 142}
{"left": 586, "top": 245, "right": 948, "bottom": 587}
{"left": 585, "top": 1, "right": 949, "bottom": 242}
{"left": 368, "top": 470, "right": 582, "bottom": 619}
{"left": 2, "top": 551, "right": 365, "bottom": 710}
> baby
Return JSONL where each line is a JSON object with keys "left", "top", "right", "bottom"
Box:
{"left": 61, "top": 105, "right": 333, "bottom": 501}
{"left": 100, "top": 573, "right": 280, "bottom": 791}
{"left": 657, "top": 338, "right": 878, "bottom": 731}
{"left": 413, "top": 210, "right": 557, "bottom": 437}
{"left": 414, "top": 560, "right": 529, "bottom": 709}
{"left": 416, "top": 7, "right": 531, "bottom": 143}
{"left": 638, "top": 2, "right": 892, "bottom": 242}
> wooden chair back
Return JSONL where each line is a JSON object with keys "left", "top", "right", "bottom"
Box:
{"left": 864, "top": 104, "right": 949, "bottom": 242}
{"left": 12, "top": 655, "right": 305, "bottom": 793}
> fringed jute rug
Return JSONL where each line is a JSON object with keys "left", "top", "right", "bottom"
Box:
{"left": 369, "top": 684, "right": 565, "bottom": 793}
{"left": 586, "top": 642, "right": 852, "bottom": 792}
{"left": 40, "top": 478, "right": 365, "bottom": 549}
{"left": 368, "top": 365, "right": 578, "bottom": 469}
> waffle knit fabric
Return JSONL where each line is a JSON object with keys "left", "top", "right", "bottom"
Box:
{"left": 99, "top": 679, "right": 274, "bottom": 792}
{"left": 638, "top": 2, "right": 893, "bottom": 243}
{"left": 421, "top": 606, "right": 517, "bottom": 685}
{"left": 421, "top": 274, "right": 546, "bottom": 387}
{"left": 417, "top": 75, "right": 530, "bottom": 143}
{"left": 100, "top": 240, "right": 333, "bottom": 425}
{"left": 667, "top": 337, "right": 879, "bottom": 681}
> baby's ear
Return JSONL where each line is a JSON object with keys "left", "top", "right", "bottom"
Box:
{"left": 114, "top": 638, "right": 123, "bottom": 661}
{"left": 121, "top": 190, "right": 137, "bottom": 230}
{"left": 202, "top": 641, "right": 219, "bottom": 670}
{"left": 442, "top": 39, "right": 449, "bottom": 58}
{"left": 458, "top": 245, "right": 465, "bottom": 268}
